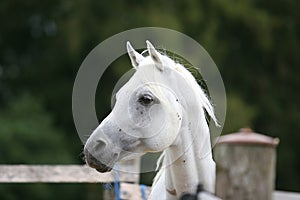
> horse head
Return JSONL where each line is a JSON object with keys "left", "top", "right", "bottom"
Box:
{"left": 84, "top": 41, "right": 184, "bottom": 172}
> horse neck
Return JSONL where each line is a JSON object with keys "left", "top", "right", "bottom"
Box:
{"left": 163, "top": 106, "right": 216, "bottom": 197}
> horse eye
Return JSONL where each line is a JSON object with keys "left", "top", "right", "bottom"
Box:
{"left": 138, "top": 94, "right": 154, "bottom": 106}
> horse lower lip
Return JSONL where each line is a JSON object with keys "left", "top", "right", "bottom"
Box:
{"left": 96, "top": 167, "right": 112, "bottom": 173}
{"left": 87, "top": 162, "right": 112, "bottom": 173}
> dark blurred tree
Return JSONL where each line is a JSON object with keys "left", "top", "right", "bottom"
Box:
{"left": 0, "top": 93, "right": 74, "bottom": 164}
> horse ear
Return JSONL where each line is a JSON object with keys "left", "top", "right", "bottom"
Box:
{"left": 146, "top": 40, "right": 164, "bottom": 71}
{"left": 126, "top": 41, "right": 144, "bottom": 69}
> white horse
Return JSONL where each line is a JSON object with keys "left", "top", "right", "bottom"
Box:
{"left": 84, "top": 41, "right": 217, "bottom": 199}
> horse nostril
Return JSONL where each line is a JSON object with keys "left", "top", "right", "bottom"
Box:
{"left": 83, "top": 139, "right": 107, "bottom": 161}
{"left": 113, "top": 153, "right": 118, "bottom": 159}
{"left": 96, "top": 139, "right": 107, "bottom": 151}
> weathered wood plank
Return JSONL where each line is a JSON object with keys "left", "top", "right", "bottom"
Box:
{"left": 0, "top": 165, "right": 139, "bottom": 183}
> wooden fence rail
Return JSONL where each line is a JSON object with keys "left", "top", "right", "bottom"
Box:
{"left": 0, "top": 165, "right": 299, "bottom": 200}
{"left": 0, "top": 164, "right": 139, "bottom": 183}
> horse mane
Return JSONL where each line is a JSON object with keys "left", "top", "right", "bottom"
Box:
{"left": 151, "top": 52, "right": 218, "bottom": 185}
{"left": 159, "top": 52, "right": 217, "bottom": 124}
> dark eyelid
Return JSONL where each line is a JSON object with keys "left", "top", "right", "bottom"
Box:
{"left": 138, "top": 92, "right": 154, "bottom": 105}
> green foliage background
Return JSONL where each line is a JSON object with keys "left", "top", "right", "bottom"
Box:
{"left": 0, "top": 0, "right": 299, "bottom": 199}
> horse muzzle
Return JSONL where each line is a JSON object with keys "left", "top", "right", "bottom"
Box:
{"left": 84, "top": 149, "right": 112, "bottom": 173}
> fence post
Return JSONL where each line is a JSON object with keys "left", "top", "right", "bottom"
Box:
{"left": 214, "top": 128, "right": 279, "bottom": 200}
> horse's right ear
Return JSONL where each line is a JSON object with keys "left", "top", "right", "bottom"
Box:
{"left": 146, "top": 40, "right": 164, "bottom": 71}
{"left": 126, "top": 41, "right": 144, "bottom": 69}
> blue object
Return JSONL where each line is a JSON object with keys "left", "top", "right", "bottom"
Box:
{"left": 113, "top": 165, "right": 121, "bottom": 200}
{"left": 140, "top": 184, "right": 147, "bottom": 200}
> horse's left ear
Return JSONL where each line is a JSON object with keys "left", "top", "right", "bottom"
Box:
{"left": 127, "top": 41, "right": 144, "bottom": 69}
{"left": 146, "top": 40, "right": 164, "bottom": 71}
